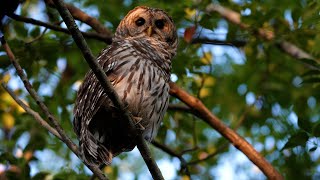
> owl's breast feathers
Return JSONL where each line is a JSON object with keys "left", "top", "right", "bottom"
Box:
{"left": 73, "top": 38, "right": 172, "bottom": 165}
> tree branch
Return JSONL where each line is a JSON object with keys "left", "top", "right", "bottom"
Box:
{"left": 50, "top": 0, "right": 164, "bottom": 179}
{"left": 168, "top": 104, "right": 192, "bottom": 113}
{"left": 191, "top": 37, "right": 246, "bottom": 47}
{"left": 11, "top": 12, "right": 245, "bottom": 47}
{"left": 187, "top": 108, "right": 249, "bottom": 165}
{"left": 1, "top": 84, "right": 62, "bottom": 139}
{"left": 44, "top": 0, "right": 112, "bottom": 36}
{"left": 187, "top": 143, "right": 228, "bottom": 166}
{"left": 206, "top": 4, "right": 316, "bottom": 62}
{"left": 151, "top": 140, "right": 190, "bottom": 177}
{"left": 0, "top": 36, "right": 108, "bottom": 180}
{"left": 9, "top": 14, "right": 112, "bottom": 44}
{"left": 169, "top": 82, "right": 283, "bottom": 180}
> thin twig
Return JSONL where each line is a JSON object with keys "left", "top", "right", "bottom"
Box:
{"left": 206, "top": 3, "right": 317, "bottom": 64}
{"left": 1, "top": 36, "right": 108, "bottom": 180}
{"left": 187, "top": 106, "right": 250, "bottom": 165}
{"left": 187, "top": 143, "right": 229, "bottom": 165}
{"left": 151, "top": 141, "right": 191, "bottom": 178}
{"left": 26, "top": 28, "right": 48, "bottom": 44}
{"left": 45, "top": 0, "right": 112, "bottom": 36}
{"left": 191, "top": 37, "right": 246, "bottom": 47}
{"left": 1, "top": 83, "right": 62, "bottom": 139}
{"left": 9, "top": 14, "right": 247, "bottom": 47}
{"left": 51, "top": 0, "right": 164, "bottom": 179}
{"left": 2, "top": 36, "right": 77, "bottom": 153}
{"left": 9, "top": 14, "right": 112, "bottom": 44}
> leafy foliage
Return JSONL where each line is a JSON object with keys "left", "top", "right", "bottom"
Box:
{"left": 1, "top": 0, "right": 320, "bottom": 179}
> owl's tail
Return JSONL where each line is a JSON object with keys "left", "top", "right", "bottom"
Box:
{"left": 79, "top": 128, "right": 113, "bottom": 166}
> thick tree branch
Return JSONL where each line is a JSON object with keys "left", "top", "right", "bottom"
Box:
{"left": 206, "top": 4, "right": 316, "bottom": 62}
{"left": 169, "top": 82, "right": 283, "bottom": 180}
{"left": 9, "top": 14, "right": 112, "bottom": 44}
{"left": 0, "top": 36, "right": 108, "bottom": 180}
{"left": 168, "top": 104, "right": 193, "bottom": 113}
{"left": 50, "top": 0, "right": 163, "bottom": 179}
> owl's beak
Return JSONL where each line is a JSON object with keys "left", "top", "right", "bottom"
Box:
{"left": 147, "top": 26, "right": 153, "bottom": 36}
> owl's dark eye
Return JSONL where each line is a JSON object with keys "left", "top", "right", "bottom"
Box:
{"left": 155, "top": 19, "right": 165, "bottom": 29}
{"left": 135, "top": 17, "right": 145, "bottom": 26}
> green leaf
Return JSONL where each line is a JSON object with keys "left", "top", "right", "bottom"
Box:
{"left": 30, "top": 27, "right": 41, "bottom": 38}
{"left": 298, "top": 118, "right": 313, "bottom": 133}
{"left": 312, "top": 123, "right": 320, "bottom": 137}
{"left": 302, "top": 77, "right": 320, "bottom": 84}
{"left": 281, "top": 131, "right": 309, "bottom": 151}
{"left": 32, "top": 172, "right": 51, "bottom": 180}
{"left": 301, "top": 70, "right": 320, "bottom": 77}
{"left": 297, "top": 58, "right": 320, "bottom": 69}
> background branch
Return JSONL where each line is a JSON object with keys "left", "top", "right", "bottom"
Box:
{"left": 151, "top": 140, "right": 190, "bottom": 176}
{"left": 191, "top": 37, "right": 247, "bottom": 47}
{"left": 206, "top": 3, "right": 316, "bottom": 61}
{"left": 9, "top": 14, "right": 112, "bottom": 44}
{"left": 44, "top": 0, "right": 112, "bottom": 36}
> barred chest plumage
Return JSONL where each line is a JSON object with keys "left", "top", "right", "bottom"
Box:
{"left": 101, "top": 38, "right": 172, "bottom": 141}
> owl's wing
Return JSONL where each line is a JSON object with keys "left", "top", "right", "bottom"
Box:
{"left": 73, "top": 45, "right": 121, "bottom": 165}
{"left": 73, "top": 47, "right": 114, "bottom": 136}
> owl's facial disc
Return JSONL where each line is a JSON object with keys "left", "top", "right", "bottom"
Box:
{"left": 115, "top": 6, "right": 177, "bottom": 49}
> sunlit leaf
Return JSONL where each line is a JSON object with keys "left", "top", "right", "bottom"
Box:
{"left": 200, "top": 52, "right": 212, "bottom": 65}
{"left": 1, "top": 112, "right": 15, "bottom": 130}
{"left": 184, "top": 8, "right": 196, "bottom": 20}
{"left": 0, "top": 73, "right": 11, "bottom": 84}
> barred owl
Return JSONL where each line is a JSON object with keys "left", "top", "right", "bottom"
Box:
{"left": 73, "top": 6, "right": 178, "bottom": 165}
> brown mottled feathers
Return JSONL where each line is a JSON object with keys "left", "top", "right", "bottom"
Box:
{"left": 73, "top": 6, "right": 177, "bottom": 165}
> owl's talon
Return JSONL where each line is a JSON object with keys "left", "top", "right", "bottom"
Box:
{"left": 131, "top": 116, "right": 145, "bottom": 130}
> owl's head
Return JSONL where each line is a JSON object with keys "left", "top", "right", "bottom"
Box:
{"left": 115, "top": 6, "right": 178, "bottom": 52}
